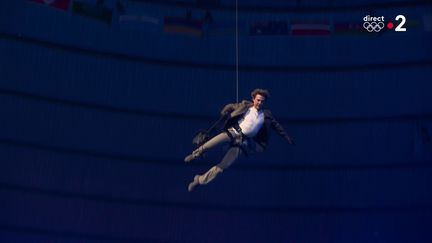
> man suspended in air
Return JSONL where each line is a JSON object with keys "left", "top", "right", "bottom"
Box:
{"left": 184, "top": 88, "right": 295, "bottom": 192}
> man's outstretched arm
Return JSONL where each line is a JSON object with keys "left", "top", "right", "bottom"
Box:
{"left": 267, "top": 110, "right": 295, "bottom": 145}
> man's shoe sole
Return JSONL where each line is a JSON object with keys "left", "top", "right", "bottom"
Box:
{"left": 188, "top": 175, "right": 200, "bottom": 192}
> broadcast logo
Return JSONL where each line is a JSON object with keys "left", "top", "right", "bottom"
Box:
{"left": 363, "top": 15, "right": 407, "bottom": 32}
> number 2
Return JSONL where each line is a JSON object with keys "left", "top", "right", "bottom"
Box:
{"left": 395, "top": 15, "right": 406, "bottom": 32}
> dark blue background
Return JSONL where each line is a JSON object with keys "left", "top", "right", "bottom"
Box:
{"left": 1, "top": 0, "right": 432, "bottom": 242}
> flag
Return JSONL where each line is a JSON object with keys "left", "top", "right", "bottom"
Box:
{"left": 405, "top": 19, "right": 420, "bottom": 29}
{"left": 72, "top": 1, "right": 113, "bottom": 24}
{"left": 206, "top": 21, "right": 235, "bottom": 37}
{"left": 205, "top": 19, "right": 248, "bottom": 37}
{"left": 163, "top": 16, "right": 204, "bottom": 38}
{"left": 291, "top": 21, "right": 331, "bottom": 36}
{"left": 424, "top": 14, "right": 432, "bottom": 32}
{"left": 334, "top": 22, "right": 368, "bottom": 36}
{"left": 29, "top": 0, "right": 71, "bottom": 11}
{"left": 118, "top": 14, "right": 160, "bottom": 33}
{"left": 249, "top": 20, "right": 289, "bottom": 36}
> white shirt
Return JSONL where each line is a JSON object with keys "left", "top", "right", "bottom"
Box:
{"left": 237, "top": 107, "right": 265, "bottom": 137}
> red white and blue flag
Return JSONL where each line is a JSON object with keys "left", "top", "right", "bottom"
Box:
{"left": 291, "top": 21, "right": 331, "bottom": 36}
{"left": 163, "top": 16, "right": 204, "bottom": 38}
{"left": 29, "top": 0, "right": 71, "bottom": 11}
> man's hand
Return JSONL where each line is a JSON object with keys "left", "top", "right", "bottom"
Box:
{"left": 220, "top": 110, "right": 231, "bottom": 117}
{"left": 220, "top": 103, "right": 236, "bottom": 117}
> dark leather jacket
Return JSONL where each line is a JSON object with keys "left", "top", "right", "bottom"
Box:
{"left": 221, "top": 100, "right": 293, "bottom": 151}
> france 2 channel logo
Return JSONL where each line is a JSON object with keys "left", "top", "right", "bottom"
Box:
{"left": 363, "top": 15, "right": 407, "bottom": 32}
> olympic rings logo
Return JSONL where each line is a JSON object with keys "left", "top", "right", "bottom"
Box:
{"left": 363, "top": 21, "right": 385, "bottom": 32}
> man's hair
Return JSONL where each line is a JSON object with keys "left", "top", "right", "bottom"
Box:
{"left": 251, "top": 88, "right": 271, "bottom": 99}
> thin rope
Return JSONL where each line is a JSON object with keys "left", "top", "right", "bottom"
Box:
{"left": 235, "top": 0, "right": 239, "bottom": 103}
